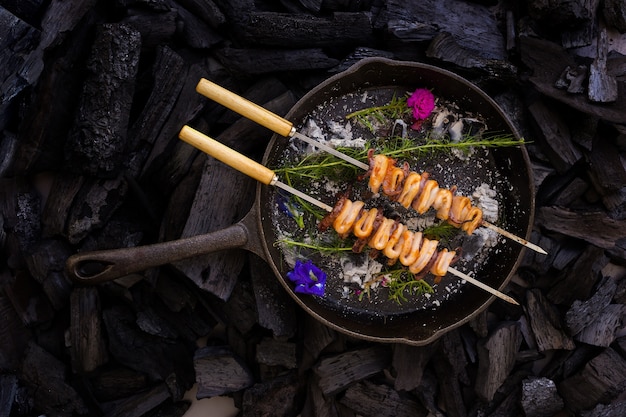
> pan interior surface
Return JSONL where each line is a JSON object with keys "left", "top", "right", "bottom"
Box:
{"left": 259, "top": 58, "right": 532, "bottom": 344}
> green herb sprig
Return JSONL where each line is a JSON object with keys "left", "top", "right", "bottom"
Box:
{"left": 345, "top": 94, "right": 412, "bottom": 133}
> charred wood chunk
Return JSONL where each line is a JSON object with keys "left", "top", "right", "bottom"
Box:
{"left": 241, "top": 371, "right": 306, "bottom": 417}
{"left": 301, "top": 314, "right": 338, "bottom": 368}
{"left": 0, "top": 374, "right": 18, "bottom": 417}
{"left": 0, "top": 294, "right": 31, "bottom": 371}
{"left": 70, "top": 287, "right": 108, "bottom": 373}
{"left": 537, "top": 206, "right": 626, "bottom": 259}
{"left": 574, "top": 304, "right": 624, "bottom": 347}
{"left": 102, "top": 305, "right": 195, "bottom": 392}
{"left": 475, "top": 322, "right": 522, "bottom": 402}
{"left": 176, "top": 0, "right": 226, "bottom": 28}
{"left": 547, "top": 244, "right": 607, "bottom": 306}
{"left": 65, "top": 23, "right": 141, "bottom": 177}
{"left": 392, "top": 343, "right": 436, "bottom": 392}
{"left": 193, "top": 346, "right": 254, "bottom": 398}
{"left": 66, "top": 176, "right": 128, "bottom": 245}
{"left": 583, "top": 399, "right": 626, "bottom": 417}
{"left": 520, "top": 377, "right": 564, "bottom": 417}
{"left": 20, "top": 342, "right": 88, "bottom": 416}
{"left": 5, "top": 271, "right": 54, "bottom": 327}
{"left": 41, "top": 174, "right": 85, "bottom": 238}
{"left": 255, "top": 337, "right": 297, "bottom": 369}
{"left": 300, "top": 377, "right": 340, "bottom": 417}
{"left": 527, "top": 100, "right": 582, "bottom": 174}
{"left": 215, "top": 47, "right": 340, "bottom": 75}
{"left": 100, "top": 382, "right": 171, "bottom": 417}
{"left": 24, "top": 239, "right": 72, "bottom": 310}
{"left": 527, "top": 0, "right": 597, "bottom": 28}
{"left": 558, "top": 348, "right": 626, "bottom": 412}
{"left": 588, "top": 29, "right": 618, "bottom": 103}
{"left": 603, "top": 0, "right": 626, "bottom": 32}
{"left": 525, "top": 289, "right": 575, "bottom": 352}
{"left": 431, "top": 331, "right": 469, "bottom": 417}
{"left": 565, "top": 276, "right": 617, "bottom": 335}
{"left": 339, "top": 380, "right": 428, "bottom": 417}
{"left": 177, "top": 4, "right": 223, "bottom": 49}
{"left": 313, "top": 345, "right": 391, "bottom": 396}
{"left": 235, "top": 12, "right": 373, "bottom": 47}
{"left": 122, "top": 7, "right": 177, "bottom": 48}
{"left": 89, "top": 367, "right": 148, "bottom": 402}
{"left": 250, "top": 256, "right": 297, "bottom": 339}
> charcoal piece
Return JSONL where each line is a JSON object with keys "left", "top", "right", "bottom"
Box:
{"left": 215, "top": 47, "right": 340, "bottom": 75}
{"left": 554, "top": 65, "right": 587, "bottom": 94}
{"left": 565, "top": 276, "right": 617, "bottom": 335}
{"left": 547, "top": 244, "right": 607, "bottom": 305}
{"left": 0, "top": 6, "right": 41, "bottom": 130}
{"left": 0, "top": 132, "right": 17, "bottom": 177}
{"left": 301, "top": 314, "right": 337, "bottom": 368}
{"left": 527, "top": 99, "right": 582, "bottom": 174}
{"left": 519, "top": 36, "right": 626, "bottom": 124}
{"left": 234, "top": 12, "right": 372, "bottom": 47}
{"left": 520, "top": 377, "right": 564, "bottom": 417}
{"left": 65, "top": 23, "right": 141, "bottom": 177}
{"left": 250, "top": 256, "right": 297, "bottom": 339}
{"left": 66, "top": 176, "right": 128, "bottom": 244}
{"left": 475, "top": 322, "right": 522, "bottom": 401}
{"left": 177, "top": 4, "right": 223, "bottom": 49}
{"left": 300, "top": 375, "right": 340, "bottom": 417}
{"left": 426, "top": 32, "right": 516, "bottom": 77}
{"left": 0, "top": 294, "right": 31, "bottom": 370}
{"left": 525, "top": 289, "right": 575, "bottom": 352}
{"left": 20, "top": 342, "right": 87, "bottom": 416}
{"left": 255, "top": 338, "right": 297, "bottom": 369}
{"left": 102, "top": 305, "right": 195, "bottom": 389}
{"left": 122, "top": 8, "right": 177, "bottom": 48}
{"left": 582, "top": 399, "right": 626, "bottom": 417}
{"left": 553, "top": 177, "right": 589, "bottom": 207}
{"left": 313, "top": 345, "right": 391, "bottom": 396}
{"left": 221, "top": 277, "right": 258, "bottom": 334}
{"left": 100, "top": 383, "right": 171, "bottom": 417}
{"left": 90, "top": 367, "right": 148, "bottom": 402}
{"left": 41, "top": 174, "right": 85, "bottom": 237}
{"left": 173, "top": 89, "right": 280, "bottom": 299}
{"left": 558, "top": 348, "right": 626, "bottom": 412}
{"left": 431, "top": 331, "right": 469, "bottom": 417}
{"left": 588, "top": 29, "right": 618, "bottom": 103}
{"left": 69, "top": 287, "right": 108, "bottom": 373}
{"left": 0, "top": 374, "right": 17, "bottom": 417}
{"left": 176, "top": 0, "right": 226, "bottom": 28}
{"left": 193, "top": 346, "right": 254, "bottom": 398}
{"left": 537, "top": 206, "right": 626, "bottom": 255}
{"left": 392, "top": 343, "right": 436, "bottom": 391}
{"left": 575, "top": 304, "right": 624, "bottom": 347}
{"left": 603, "top": 0, "right": 626, "bottom": 31}
{"left": 330, "top": 47, "right": 395, "bottom": 73}
{"left": 339, "top": 380, "right": 427, "bottom": 417}
{"left": 527, "top": 0, "right": 597, "bottom": 27}
{"left": 241, "top": 371, "right": 306, "bottom": 417}
{"left": 5, "top": 271, "right": 54, "bottom": 326}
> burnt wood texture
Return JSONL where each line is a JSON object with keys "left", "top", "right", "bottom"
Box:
{"left": 1, "top": 0, "right": 626, "bottom": 416}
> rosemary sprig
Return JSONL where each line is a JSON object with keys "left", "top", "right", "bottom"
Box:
{"left": 276, "top": 237, "right": 353, "bottom": 254}
{"left": 381, "top": 269, "right": 434, "bottom": 304}
{"left": 345, "top": 94, "right": 412, "bottom": 133}
{"left": 276, "top": 147, "right": 368, "bottom": 184}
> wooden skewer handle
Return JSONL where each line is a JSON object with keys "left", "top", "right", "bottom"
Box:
{"left": 179, "top": 126, "right": 277, "bottom": 185}
{"left": 196, "top": 78, "right": 294, "bottom": 138}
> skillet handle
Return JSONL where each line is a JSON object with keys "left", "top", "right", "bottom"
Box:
{"left": 66, "top": 224, "right": 248, "bottom": 284}
{"left": 179, "top": 126, "right": 277, "bottom": 185}
{"left": 196, "top": 78, "right": 294, "bottom": 138}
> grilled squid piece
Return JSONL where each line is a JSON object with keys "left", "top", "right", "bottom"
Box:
{"left": 366, "top": 153, "right": 485, "bottom": 234}
{"left": 320, "top": 198, "right": 458, "bottom": 278}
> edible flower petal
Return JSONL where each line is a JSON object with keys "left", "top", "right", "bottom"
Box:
{"left": 407, "top": 88, "right": 435, "bottom": 121}
{"left": 287, "top": 260, "right": 327, "bottom": 297}
{"left": 276, "top": 191, "right": 305, "bottom": 229}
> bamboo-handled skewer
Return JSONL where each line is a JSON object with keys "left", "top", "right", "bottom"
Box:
{"left": 179, "top": 125, "right": 520, "bottom": 306}
{"left": 194, "top": 78, "right": 547, "bottom": 255}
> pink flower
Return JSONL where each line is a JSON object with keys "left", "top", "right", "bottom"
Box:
{"left": 407, "top": 88, "right": 435, "bottom": 121}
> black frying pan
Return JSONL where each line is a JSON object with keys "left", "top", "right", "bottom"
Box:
{"left": 67, "top": 58, "right": 534, "bottom": 345}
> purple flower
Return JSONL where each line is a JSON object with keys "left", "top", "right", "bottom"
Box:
{"left": 407, "top": 88, "right": 435, "bottom": 121}
{"left": 287, "top": 260, "right": 326, "bottom": 297}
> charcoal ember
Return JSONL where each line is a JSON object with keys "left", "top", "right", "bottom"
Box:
{"left": 65, "top": 23, "right": 141, "bottom": 177}
{"left": 520, "top": 377, "right": 564, "bottom": 417}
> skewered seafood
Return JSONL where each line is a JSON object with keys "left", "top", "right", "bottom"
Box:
{"left": 320, "top": 196, "right": 458, "bottom": 278}
{"left": 363, "top": 150, "right": 483, "bottom": 234}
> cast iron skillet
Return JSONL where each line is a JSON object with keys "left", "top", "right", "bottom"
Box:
{"left": 67, "top": 57, "right": 534, "bottom": 345}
